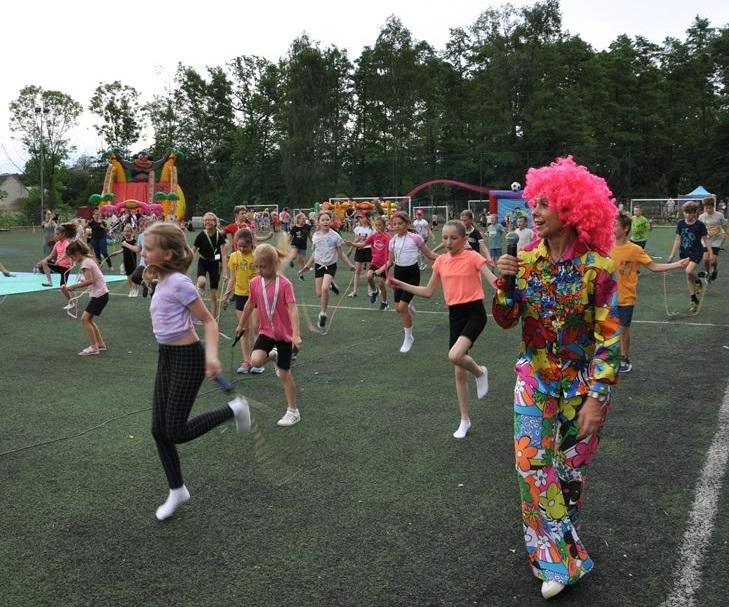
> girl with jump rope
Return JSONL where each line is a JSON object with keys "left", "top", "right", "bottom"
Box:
{"left": 61, "top": 240, "right": 109, "bottom": 355}
{"left": 142, "top": 222, "right": 250, "bottom": 521}
{"left": 299, "top": 211, "right": 356, "bottom": 332}
{"left": 36, "top": 223, "right": 76, "bottom": 302}
{"left": 235, "top": 243, "right": 303, "bottom": 427}
{"left": 347, "top": 212, "right": 374, "bottom": 298}
{"left": 380, "top": 211, "right": 438, "bottom": 353}
{"left": 348, "top": 215, "right": 391, "bottom": 309}
{"left": 288, "top": 212, "right": 312, "bottom": 273}
{"left": 192, "top": 212, "right": 228, "bottom": 319}
{"left": 222, "top": 228, "right": 265, "bottom": 375}
{"left": 390, "top": 219, "right": 495, "bottom": 438}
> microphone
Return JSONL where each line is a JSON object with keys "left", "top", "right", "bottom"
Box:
{"left": 504, "top": 231, "right": 520, "bottom": 306}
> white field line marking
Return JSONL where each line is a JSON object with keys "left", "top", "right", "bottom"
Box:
{"left": 660, "top": 380, "right": 729, "bottom": 607}
{"left": 104, "top": 294, "right": 729, "bottom": 329}
{"left": 292, "top": 302, "right": 729, "bottom": 328}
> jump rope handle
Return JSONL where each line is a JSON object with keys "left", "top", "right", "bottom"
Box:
{"left": 231, "top": 328, "right": 245, "bottom": 347}
{"left": 213, "top": 376, "right": 234, "bottom": 394}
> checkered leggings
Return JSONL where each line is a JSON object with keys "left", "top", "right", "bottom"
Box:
{"left": 152, "top": 342, "right": 233, "bottom": 489}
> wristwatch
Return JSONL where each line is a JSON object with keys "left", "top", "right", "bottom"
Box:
{"left": 588, "top": 390, "right": 608, "bottom": 403}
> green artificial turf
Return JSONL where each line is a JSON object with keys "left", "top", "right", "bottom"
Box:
{"left": 1, "top": 226, "right": 729, "bottom": 606}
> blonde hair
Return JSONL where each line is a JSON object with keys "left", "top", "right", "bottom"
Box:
{"left": 202, "top": 211, "right": 219, "bottom": 226}
{"left": 253, "top": 242, "right": 289, "bottom": 270}
{"left": 142, "top": 223, "right": 194, "bottom": 285}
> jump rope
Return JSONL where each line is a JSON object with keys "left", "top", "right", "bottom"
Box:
{"left": 662, "top": 271, "right": 709, "bottom": 318}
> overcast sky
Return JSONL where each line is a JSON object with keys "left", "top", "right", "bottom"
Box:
{"left": 2, "top": 0, "right": 728, "bottom": 173}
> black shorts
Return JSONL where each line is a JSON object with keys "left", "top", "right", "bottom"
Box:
{"left": 369, "top": 264, "right": 385, "bottom": 278}
{"left": 448, "top": 300, "right": 487, "bottom": 348}
{"left": 252, "top": 334, "right": 293, "bottom": 370}
{"left": 130, "top": 265, "right": 145, "bottom": 285}
{"left": 85, "top": 292, "right": 109, "bottom": 317}
{"left": 197, "top": 258, "right": 221, "bottom": 289}
{"left": 703, "top": 246, "right": 721, "bottom": 256}
{"left": 354, "top": 248, "right": 372, "bottom": 263}
{"left": 617, "top": 305, "right": 634, "bottom": 327}
{"left": 315, "top": 263, "right": 337, "bottom": 278}
{"left": 393, "top": 263, "right": 420, "bottom": 303}
{"left": 48, "top": 264, "right": 72, "bottom": 286}
{"left": 233, "top": 294, "right": 248, "bottom": 311}
{"left": 681, "top": 249, "right": 704, "bottom": 265}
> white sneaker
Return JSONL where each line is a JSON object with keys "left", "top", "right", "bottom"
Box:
{"left": 277, "top": 409, "right": 301, "bottom": 427}
{"left": 347, "top": 291, "right": 357, "bottom": 297}
{"left": 249, "top": 366, "right": 265, "bottom": 374}
{"left": 541, "top": 581, "right": 566, "bottom": 599}
{"left": 453, "top": 419, "right": 471, "bottom": 439}
{"left": 229, "top": 396, "right": 251, "bottom": 432}
{"left": 236, "top": 362, "right": 252, "bottom": 374}
{"left": 399, "top": 335, "right": 414, "bottom": 353}
{"left": 475, "top": 366, "right": 489, "bottom": 399}
{"left": 268, "top": 347, "right": 278, "bottom": 363}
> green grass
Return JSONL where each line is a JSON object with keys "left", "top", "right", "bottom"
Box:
{"left": 1, "top": 227, "right": 729, "bottom": 606}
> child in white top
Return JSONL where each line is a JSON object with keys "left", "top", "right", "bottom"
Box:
{"left": 349, "top": 213, "right": 374, "bottom": 297}
{"left": 62, "top": 240, "right": 109, "bottom": 356}
{"left": 515, "top": 216, "right": 534, "bottom": 251}
{"left": 379, "top": 211, "right": 438, "bottom": 353}
{"left": 300, "top": 211, "right": 356, "bottom": 331}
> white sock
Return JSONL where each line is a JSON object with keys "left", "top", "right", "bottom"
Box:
{"left": 155, "top": 485, "right": 191, "bottom": 521}
{"left": 400, "top": 328, "right": 414, "bottom": 353}
{"left": 475, "top": 366, "right": 489, "bottom": 399}
{"left": 453, "top": 419, "right": 471, "bottom": 439}
{"left": 404, "top": 327, "right": 413, "bottom": 339}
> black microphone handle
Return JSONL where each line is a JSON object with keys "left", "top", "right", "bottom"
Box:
{"left": 504, "top": 235, "right": 519, "bottom": 304}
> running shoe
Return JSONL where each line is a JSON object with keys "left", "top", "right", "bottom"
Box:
{"left": 619, "top": 359, "right": 632, "bottom": 373}
{"left": 78, "top": 346, "right": 99, "bottom": 356}
{"left": 318, "top": 313, "right": 327, "bottom": 328}
{"left": 379, "top": 302, "right": 389, "bottom": 311}
{"left": 369, "top": 290, "right": 377, "bottom": 304}
{"left": 237, "top": 362, "right": 252, "bottom": 374}
{"left": 277, "top": 409, "right": 301, "bottom": 427}
{"left": 347, "top": 291, "right": 357, "bottom": 297}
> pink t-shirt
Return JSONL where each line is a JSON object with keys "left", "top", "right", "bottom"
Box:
{"left": 432, "top": 249, "right": 487, "bottom": 306}
{"left": 248, "top": 275, "right": 296, "bottom": 342}
{"left": 80, "top": 257, "right": 108, "bottom": 298}
{"left": 149, "top": 272, "right": 199, "bottom": 344}
{"left": 53, "top": 239, "right": 72, "bottom": 268}
{"left": 364, "top": 232, "right": 391, "bottom": 268}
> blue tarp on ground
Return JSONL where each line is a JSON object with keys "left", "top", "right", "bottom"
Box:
{"left": 0, "top": 271, "right": 127, "bottom": 297}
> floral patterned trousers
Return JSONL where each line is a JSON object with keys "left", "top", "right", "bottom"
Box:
{"left": 513, "top": 379, "right": 609, "bottom": 585}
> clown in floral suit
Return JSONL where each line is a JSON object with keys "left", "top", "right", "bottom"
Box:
{"left": 493, "top": 156, "right": 620, "bottom": 600}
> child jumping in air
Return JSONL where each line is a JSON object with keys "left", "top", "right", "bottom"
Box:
{"left": 380, "top": 211, "right": 438, "bottom": 353}
{"left": 668, "top": 201, "right": 713, "bottom": 313}
{"left": 142, "top": 222, "right": 250, "bottom": 521}
{"left": 37, "top": 223, "right": 76, "bottom": 298}
{"left": 349, "top": 216, "right": 391, "bottom": 309}
{"left": 236, "top": 244, "right": 303, "bottom": 426}
{"left": 62, "top": 241, "right": 110, "bottom": 355}
{"left": 299, "top": 211, "right": 356, "bottom": 331}
{"left": 611, "top": 212, "right": 688, "bottom": 372}
{"left": 288, "top": 212, "right": 312, "bottom": 273}
{"left": 391, "top": 220, "right": 495, "bottom": 438}
{"left": 348, "top": 213, "right": 374, "bottom": 297}
{"left": 223, "top": 228, "right": 264, "bottom": 375}
{"left": 192, "top": 212, "right": 228, "bottom": 319}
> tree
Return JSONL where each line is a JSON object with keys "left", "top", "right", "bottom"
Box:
{"left": 89, "top": 81, "right": 143, "bottom": 155}
{"left": 8, "top": 85, "right": 83, "bottom": 210}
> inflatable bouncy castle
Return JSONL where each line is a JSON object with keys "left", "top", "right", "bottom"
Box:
{"left": 99, "top": 150, "right": 187, "bottom": 220}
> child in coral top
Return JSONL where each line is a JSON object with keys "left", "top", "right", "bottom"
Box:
{"left": 390, "top": 220, "right": 496, "bottom": 439}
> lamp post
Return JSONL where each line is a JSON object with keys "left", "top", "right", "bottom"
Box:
{"left": 34, "top": 103, "right": 50, "bottom": 225}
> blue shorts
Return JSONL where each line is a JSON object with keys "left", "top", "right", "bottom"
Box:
{"left": 617, "top": 305, "right": 634, "bottom": 327}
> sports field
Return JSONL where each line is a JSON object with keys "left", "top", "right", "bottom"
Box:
{"left": 1, "top": 226, "right": 728, "bottom": 607}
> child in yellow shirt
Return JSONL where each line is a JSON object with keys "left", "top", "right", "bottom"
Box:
{"left": 611, "top": 213, "right": 687, "bottom": 372}
{"left": 223, "top": 228, "right": 263, "bottom": 374}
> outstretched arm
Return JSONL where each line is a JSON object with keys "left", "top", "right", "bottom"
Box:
{"left": 390, "top": 270, "right": 441, "bottom": 298}
{"left": 646, "top": 258, "right": 689, "bottom": 272}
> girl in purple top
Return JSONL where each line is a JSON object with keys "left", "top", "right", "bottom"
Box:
{"left": 142, "top": 223, "right": 250, "bottom": 521}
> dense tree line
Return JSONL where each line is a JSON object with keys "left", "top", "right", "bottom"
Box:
{"left": 8, "top": 0, "right": 729, "bottom": 219}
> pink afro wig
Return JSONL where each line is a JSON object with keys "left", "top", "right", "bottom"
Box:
{"left": 523, "top": 156, "right": 617, "bottom": 255}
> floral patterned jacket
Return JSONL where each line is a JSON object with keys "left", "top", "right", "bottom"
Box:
{"left": 492, "top": 238, "right": 620, "bottom": 398}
